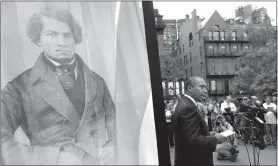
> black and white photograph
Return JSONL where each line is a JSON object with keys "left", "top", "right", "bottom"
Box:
{"left": 1, "top": 1, "right": 277, "bottom": 166}
{"left": 154, "top": 1, "right": 277, "bottom": 166}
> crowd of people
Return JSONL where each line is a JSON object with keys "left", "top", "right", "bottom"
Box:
{"left": 165, "top": 89, "right": 277, "bottom": 163}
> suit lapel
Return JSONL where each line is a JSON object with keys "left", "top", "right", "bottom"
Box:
{"left": 76, "top": 55, "right": 98, "bottom": 121}
{"left": 30, "top": 54, "right": 81, "bottom": 125}
{"left": 183, "top": 96, "right": 210, "bottom": 134}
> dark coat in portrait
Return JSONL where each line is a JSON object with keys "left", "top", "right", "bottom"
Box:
{"left": 1, "top": 53, "right": 116, "bottom": 165}
{"left": 172, "top": 95, "right": 217, "bottom": 166}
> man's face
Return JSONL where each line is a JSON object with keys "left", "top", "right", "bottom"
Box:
{"left": 226, "top": 96, "right": 231, "bottom": 103}
{"left": 39, "top": 16, "right": 76, "bottom": 64}
{"left": 266, "top": 97, "right": 271, "bottom": 103}
{"left": 189, "top": 78, "right": 207, "bottom": 102}
{"left": 243, "top": 98, "right": 248, "bottom": 104}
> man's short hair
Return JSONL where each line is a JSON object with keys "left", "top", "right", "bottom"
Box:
{"left": 26, "top": 5, "right": 82, "bottom": 45}
{"left": 265, "top": 96, "right": 271, "bottom": 100}
{"left": 185, "top": 76, "right": 202, "bottom": 91}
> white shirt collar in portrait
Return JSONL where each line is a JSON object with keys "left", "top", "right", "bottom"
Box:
{"left": 44, "top": 53, "right": 78, "bottom": 80}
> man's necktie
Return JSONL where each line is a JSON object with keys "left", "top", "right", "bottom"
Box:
{"left": 55, "top": 62, "right": 76, "bottom": 89}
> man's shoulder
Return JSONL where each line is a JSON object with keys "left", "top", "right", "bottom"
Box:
{"left": 175, "top": 97, "right": 197, "bottom": 115}
{"left": 5, "top": 68, "right": 32, "bottom": 88}
{"left": 2, "top": 68, "right": 32, "bottom": 95}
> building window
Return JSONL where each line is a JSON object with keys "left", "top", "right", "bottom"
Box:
{"left": 243, "top": 45, "right": 249, "bottom": 52}
{"left": 181, "top": 81, "right": 185, "bottom": 94}
{"left": 180, "top": 59, "right": 182, "bottom": 66}
{"left": 184, "top": 56, "right": 185, "bottom": 65}
{"left": 210, "top": 80, "right": 216, "bottom": 91}
{"left": 208, "top": 31, "right": 213, "bottom": 40}
{"left": 200, "top": 47, "right": 202, "bottom": 56}
{"left": 185, "top": 69, "right": 187, "bottom": 78}
{"left": 214, "top": 25, "right": 220, "bottom": 29}
{"left": 176, "top": 81, "right": 180, "bottom": 95}
{"left": 232, "top": 31, "right": 237, "bottom": 40}
{"left": 164, "top": 34, "right": 167, "bottom": 40}
{"left": 155, "top": 17, "right": 158, "bottom": 23}
{"left": 189, "top": 33, "right": 193, "bottom": 47}
{"left": 190, "top": 67, "right": 193, "bottom": 76}
{"left": 232, "top": 45, "right": 238, "bottom": 52}
{"left": 189, "top": 53, "right": 192, "bottom": 62}
{"left": 183, "top": 44, "right": 184, "bottom": 52}
{"left": 224, "top": 61, "right": 228, "bottom": 73}
{"left": 201, "top": 62, "right": 203, "bottom": 73}
{"left": 172, "top": 34, "right": 176, "bottom": 39}
{"left": 220, "top": 31, "right": 225, "bottom": 40}
{"left": 199, "top": 33, "right": 201, "bottom": 41}
{"left": 208, "top": 45, "right": 213, "bottom": 51}
{"left": 168, "top": 34, "right": 172, "bottom": 40}
{"left": 209, "top": 61, "right": 215, "bottom": 73}
{"left": 220, "top": 45, "right": 226, "bottom": 52}
{"left": 243, "top": 32, "right": 248, "bottom": 39}
{"left": 186, "top": 55, "right": 188, "bottom": 64}
{"left": 213, "top": 31, "right": 220, "bottom": 40}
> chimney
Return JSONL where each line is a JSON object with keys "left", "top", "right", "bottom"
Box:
{"left": 197, "top": 16, "right": 199, "bottom": 20}
{"left": 186, "top": 14, "right": 189, "bottom": 20}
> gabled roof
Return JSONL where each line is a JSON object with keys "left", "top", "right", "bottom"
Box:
{"left": 202, "top": 10, "right": 228, "bottom": 29}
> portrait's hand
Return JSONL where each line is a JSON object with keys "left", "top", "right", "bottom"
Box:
{"left": 58, "top": 151, "right": 83, "bottom": 165}
{"left": 98, "top": 146, "right": 115, "bottom": 165}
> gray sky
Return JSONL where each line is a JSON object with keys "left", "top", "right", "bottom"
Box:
{"left": 153, "top": 2, "right": 277, "bottom": 25}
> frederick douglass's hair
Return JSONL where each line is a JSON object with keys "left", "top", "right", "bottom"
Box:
{"left": 26, "top": 5, "right": 82, "bottom": 44}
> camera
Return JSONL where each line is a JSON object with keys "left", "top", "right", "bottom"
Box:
{"left": 224, "top": 107, "right": 231, "bottom": 113}
{"left": 216, "top": 121, "right": 221, "bottom": 126}
{"left": 231, "top": 146, "right": 239, "bottom": 154}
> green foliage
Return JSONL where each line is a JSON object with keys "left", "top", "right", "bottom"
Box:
{"left": 234, "top": 24, "right": 277, "bottom": 96}
{"left": 160, "top": 54, "right": 186, "bottom": 81}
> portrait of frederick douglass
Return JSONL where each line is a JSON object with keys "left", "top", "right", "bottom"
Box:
{"left": 1, "top": 4, "right": 116, "bottom": 165}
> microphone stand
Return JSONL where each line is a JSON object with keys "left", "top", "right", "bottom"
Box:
{"left": 242, "top": 114, "right": 258, "bottom": 166}
{"left": 250, "top": 122, "right": 257, "bottom": 166}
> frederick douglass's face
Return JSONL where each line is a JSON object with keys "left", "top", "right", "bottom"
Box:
{"left": 39, "top": 16, "right": 76, "bottom": 64}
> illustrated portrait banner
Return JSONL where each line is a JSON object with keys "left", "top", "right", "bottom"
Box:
{"left": 1, "top": 1, "right": 158, "bottom": 165}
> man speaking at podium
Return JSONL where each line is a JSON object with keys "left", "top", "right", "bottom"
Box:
{"left": 172, "top": 76, "right": 225, "bottom": 166}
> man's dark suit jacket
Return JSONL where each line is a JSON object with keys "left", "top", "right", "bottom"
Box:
{"left": 172, "top": 95, "right": 217, "bottom": 166}
{"left": 1, "top": 53, "right": 116, "bottom": 165}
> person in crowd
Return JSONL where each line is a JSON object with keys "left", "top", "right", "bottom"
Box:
{"left": 221, "top": 96, "right": 237, "bottom": 114}
{"left": 221, "top": 96, "right": 236, "bottom": 131}
{"left": 211, "top": 102, "right": 222, "bottom": 130}
{"left": 272, "top": 96, "right": 277, "bottom": 104}
{"left": 165, "top": 105, "right": 175, "bottom": 148}
{"left": 262, "top": 96, "right": 277, "bottom": 146}
{"left": 213, "top": 115, "right": 239, "bottom": 162}
{"left": 207, "top": 102, "right": 215, "bottom": 131}
{"left": 272, "top": 96, "right": 277, "bottom": 118}
{"left": 197, "top": 100, "right": 209, "bottom": 126}
{"left": 172, "top": 76, "right": 225, "bottom": 166}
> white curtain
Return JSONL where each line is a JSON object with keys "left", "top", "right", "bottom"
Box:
{"left": 1, "top": 1, "right": 158, "bottom": 165}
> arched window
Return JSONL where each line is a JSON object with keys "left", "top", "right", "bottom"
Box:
{"left": 214, "top": 25, "right": 219, "bottom": 29}
{"left": 189, "top": 32, "right": 193, "bottom": 47}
